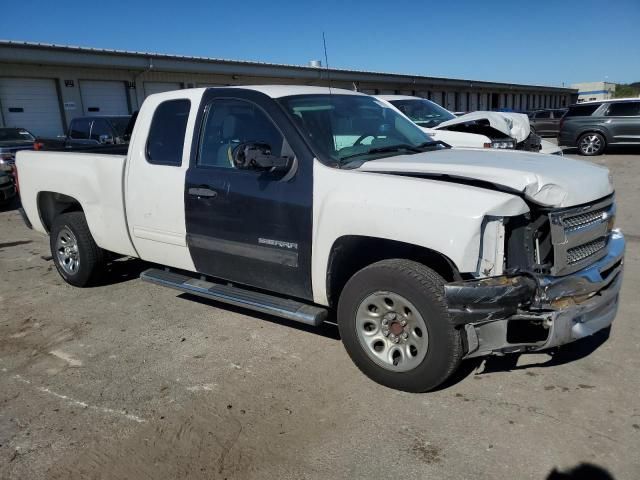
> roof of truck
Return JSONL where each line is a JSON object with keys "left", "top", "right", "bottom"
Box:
{"left": 222, "top": 85, "right": 366, "bottom": 98}
{"left": 150, "top": 85, "right": 365, "bottom": 100}
{"left": 375, "top": 95, "right": 423, "bottom": 101}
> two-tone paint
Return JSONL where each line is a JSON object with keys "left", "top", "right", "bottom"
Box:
{"left": 17, "top": 86, "right": 614, "bottom": 309}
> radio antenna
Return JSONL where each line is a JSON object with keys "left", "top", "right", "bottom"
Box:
{"left": 322, "top": 32, "right": 332, "bottom": 94}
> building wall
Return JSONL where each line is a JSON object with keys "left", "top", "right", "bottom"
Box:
{"left": 571, "top": 81, "right": 616, "bottom": 103}
{"left": 0, "top": 59, "right": 576, "bottom": 135}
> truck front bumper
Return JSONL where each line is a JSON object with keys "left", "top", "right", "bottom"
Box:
{"left": 444, "top": 230, "right": 625, "bottom": 358}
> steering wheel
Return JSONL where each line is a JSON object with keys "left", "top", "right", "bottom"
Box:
{"left": 353, "top": 134, "right": 380, "bottom": 146}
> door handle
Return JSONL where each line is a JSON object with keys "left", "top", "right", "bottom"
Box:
{"left": 188, "top": 187, "right": 218, "bottom": 198}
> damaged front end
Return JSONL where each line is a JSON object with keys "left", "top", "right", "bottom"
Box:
{"left": 436, "top": 111, "right": 546, "bottom": 153}
{"left": 444, "top": 230, "right": 624, "bottom": 358}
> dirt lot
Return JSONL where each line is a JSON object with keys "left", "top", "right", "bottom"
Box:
{"left": 1, "top": 147, "right": 639, "bottom": 480}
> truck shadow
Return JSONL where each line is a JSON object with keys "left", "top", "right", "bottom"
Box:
{"left": 92, "top": 257, "right": 150, "bottom": 286}
{"left": 434, "top": 327, "right": 611, "bottom": 390}
{"left": 177, "top": 292, "right": 341, "bottom": 341}
{"left": 478, "top": 326, "right": 611, "bottom": 374}
{"left": 545, "top": 462, "right": 615, "bottom": 479}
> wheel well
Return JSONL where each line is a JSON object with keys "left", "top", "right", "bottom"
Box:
{"left": 577, "top": 129, "right": 609, "bottom": 145}
{"left": 37, "top": 192, "right": 84, "bottom": 233}
{"left": 326, "top": 236, "right": 460, "bottom": 307}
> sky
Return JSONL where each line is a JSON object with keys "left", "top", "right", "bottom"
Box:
{"left": 2, "top": 0, "right": 639, "bottom": 87}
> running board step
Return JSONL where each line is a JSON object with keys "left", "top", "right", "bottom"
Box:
{"left": 140, "top": 268, "right": 328, "bottom": 326}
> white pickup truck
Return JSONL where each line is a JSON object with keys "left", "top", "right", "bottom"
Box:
{"left": 376, "top": 95, "right": 563, "bottom": 154}
{"left": 16, "top": 86, "right": 624, "bottom": 392}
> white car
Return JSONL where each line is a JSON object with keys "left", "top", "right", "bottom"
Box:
{"left": 376, "top": 95, "right": 562, "bottom": 154}
{"left": 16, "top": 86, "right": 622, "bottom": 392}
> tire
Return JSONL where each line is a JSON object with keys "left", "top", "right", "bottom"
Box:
{"left": 337, "top": 259, "right": 463, "bottom": 392}
{"left": 50, "top": 212, "right": 105, "bottom": 287}
{"left": 577, "top": 132, "right": 606, "bottom": 156}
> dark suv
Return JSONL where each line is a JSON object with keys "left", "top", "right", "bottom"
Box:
{"left": 558, "top": 99, "right": 640, "bottom": 155}
{"left": 528, "top": 109, "right": 567, "bottom": 136}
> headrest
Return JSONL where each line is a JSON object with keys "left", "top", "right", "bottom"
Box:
{"left": 222, "top": 116, "right": 237, "bottom": 138}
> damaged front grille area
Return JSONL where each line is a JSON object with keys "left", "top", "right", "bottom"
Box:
{"left": 548, "top": 196, "right": 615, "bottom": 276}
{"left": 567, "top": 237, "right": 607, "bottom": 264}
{"left": 563, "top": 208, "right": 608, "bottom": 232}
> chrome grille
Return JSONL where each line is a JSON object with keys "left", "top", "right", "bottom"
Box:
{"left": 548, "top": 196, "right": 615, "bottom": 276}
{"left": 563, "top": 209, "right": 607, "bottom": 232}
{"left": 567, "top": 237, "right": 607, "bottom": 264}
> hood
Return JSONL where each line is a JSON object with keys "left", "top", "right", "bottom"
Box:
{"left": 421, "top": 127, "right": 490, "bottom": 148}
{"left": 436, "top": 111, "right": 530, "bottom": 142}
{"left": 357, "top": 148, "right": 613, "bottom": 208}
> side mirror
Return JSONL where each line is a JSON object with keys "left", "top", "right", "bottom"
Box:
{"left": 232, "top": 142, "right": 291, "bottom": 172}
{"left": 98, "top": 134, "right": 114, "bottom": 144}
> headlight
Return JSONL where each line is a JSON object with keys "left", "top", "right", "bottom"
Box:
{"left": 490, "top": 139, "right": 516, "bottom": 149}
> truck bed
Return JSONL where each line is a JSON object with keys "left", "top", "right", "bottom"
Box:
{"left": 36, "top": 138, "right": 129, "bottom": 155}
{"left": 16, "top": 150, "right": 138, "bottom": 257}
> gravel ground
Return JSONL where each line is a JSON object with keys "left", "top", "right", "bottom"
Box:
{"left": 1, "top": 147, "right": 639, "bottom": 480}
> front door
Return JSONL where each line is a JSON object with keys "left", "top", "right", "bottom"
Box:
{"left": 184, "top": 91, "right": 314, "bottom": 300}
{"left": 604, "top": 101, "right": 640, "bottom": 143}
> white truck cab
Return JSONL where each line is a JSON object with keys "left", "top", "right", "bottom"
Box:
{"left": 375, "top": 95, "right": 563, "bottom": 154}
{"left": 16, "top": 86, "right": 624, "bottom": 392}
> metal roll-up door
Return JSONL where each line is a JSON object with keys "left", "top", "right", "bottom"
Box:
{"left": 79, "top": 80, "right": 129, "bottom": 115}
{"left": 0, "top": 77, "right": 64, "bottom": 137}
{"left": 144, "top": 82, "right": 182, "bottom": 98}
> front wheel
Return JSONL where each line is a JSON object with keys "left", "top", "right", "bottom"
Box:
{"left": 337, "top": 259, "right": 463, "bottom": 392}
{"left": 50, "top": 212, "right": 105, "bottom": 287}
{"left": 577, "top": 132, "right": 606, "bottom": 156}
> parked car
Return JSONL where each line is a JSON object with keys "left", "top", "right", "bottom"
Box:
{"left": 527, "top": 109, "right": 567, "bottom": 136}
{"left": 0, "top": 169, "right": 16, "bottom": 205}
{"left": 35, "top": 115, "right": 134, "bottom": 153}
{"left": 558, "top": 98, "right": 640, "bottom": 155}
{"left": 0, "top": 127, "right": 35, "bottom": 172}
{"left": 376, "top": 95, "right": 562, "bottom": 154}
{"left": 16, "top": 86, "right": 624, "bottom": 392}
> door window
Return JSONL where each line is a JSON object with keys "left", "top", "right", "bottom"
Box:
{"left": 197, "top": 99, "right": 285, "bottom": 168}
{"left": 69, "top": 118, "right": 92, "bottom": 139}
{"left": 535, "top": 111, "right": 551, "bottom": 119}
{"left": 146, "top": 99, "right": 191, "bottom": 166}
{"left": 605, "top": 102, "right": 640, "bottom": 117}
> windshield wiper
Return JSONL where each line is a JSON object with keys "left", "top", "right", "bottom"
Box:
{"left": 338, "top": 141, "right": 450, "bottom": 165}
{"left": 339, "top": 144, "right": 424, "bottom": 163}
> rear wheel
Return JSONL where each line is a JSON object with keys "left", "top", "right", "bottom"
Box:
{"left": 337, "top": 259, "right": 463, "bottom": 392}
{"left": 50, "top": 212, "right": 105, "bottom": 287}
{"left": 577, "top": 132, "right": 606, "bottom": 156}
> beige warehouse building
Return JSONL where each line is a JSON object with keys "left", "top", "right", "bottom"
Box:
{"left": 0, "top": 40, "right": 578, "bottom": 137}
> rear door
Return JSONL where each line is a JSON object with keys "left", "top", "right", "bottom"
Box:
{"left": 533, "top": 110, "right": 552, "bottom": 135}
{"left": 184, "top": 89, "right": 314, "bottom": 300}
{"left": 604, "top": 101, "right": 640, "bottom": 143}
{"left": 125, "top": 93, "right": 197, "bottom": 271}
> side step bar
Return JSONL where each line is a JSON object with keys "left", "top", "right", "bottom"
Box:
{"left": 140, "top": 268, "right": 328, "bottom": 326}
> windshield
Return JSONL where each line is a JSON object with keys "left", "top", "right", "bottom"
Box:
{"left": 108, "top": 117, "right": 131, "bottom": 137}
{"left": 0, "top": 128, "right": 35, "bottom": 143}
{"left": 278, "top": 94, "right": 440, "bottom": 165}
{"left": 389, "top": 99, "right": 456, "bottom": 127}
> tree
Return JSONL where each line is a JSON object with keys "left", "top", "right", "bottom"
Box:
{"left": 615, "top": 83, "right": 640, "bottom": 98}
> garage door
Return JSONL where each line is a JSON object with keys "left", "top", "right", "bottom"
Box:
{"left": 144, "top": 82, "right": 182, "bottom": 98}
{"left": 79, "top": 80, "right": 129, "bottom": 115}
{"left": 0, "top": 77, "right": 64, "bottom": 137}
